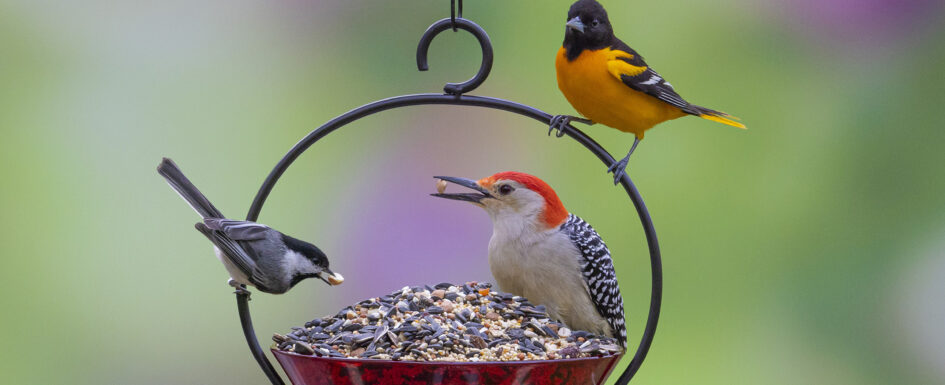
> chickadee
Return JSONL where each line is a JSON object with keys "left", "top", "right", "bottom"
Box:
{"left": 157, "top": 158, "right": 343, "bottom": 295}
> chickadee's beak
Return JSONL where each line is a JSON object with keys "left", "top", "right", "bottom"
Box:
{"left": 566, "top": 17, "right": 585, "bottom": 33}
{"left": 317, "top": 268, "right": 344, "bottom": 286}
{"left": 431, "top": 176, "right": 492, "bottom": 204}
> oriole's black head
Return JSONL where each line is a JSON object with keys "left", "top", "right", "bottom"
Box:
{"left": 563, "top": 0, "right": 615, "bottom": 60}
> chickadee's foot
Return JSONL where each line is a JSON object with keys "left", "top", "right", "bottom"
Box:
{"left": 234, "top": 286, "right": 252, "bottom": 298}
{"left": 228, "top": 279, "right": 252, "bottom": 299}
{"left": 548, "top": 115, "right": 593, "bottom": 138}
{"left": 607, "top": 156, "right": 631, "bottom": 185}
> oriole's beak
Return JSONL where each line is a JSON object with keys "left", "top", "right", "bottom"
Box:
{"left": 317, "top": 268, "right": 344, "bottom": 286}
{"left": 431, "top": 176, "right": 492, "bottom": 204}
{"left": 566, "top": 17, "right": 585, "bottom": 33}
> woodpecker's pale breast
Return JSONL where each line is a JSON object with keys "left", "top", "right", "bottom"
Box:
{"left": 487, "top": 213, "right": 625, "bottom": 344}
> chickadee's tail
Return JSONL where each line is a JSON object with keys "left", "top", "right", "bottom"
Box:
{"left": 157, "top": 158, "right": 224, "bottom": 219}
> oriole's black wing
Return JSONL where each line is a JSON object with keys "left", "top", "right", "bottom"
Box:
{"left": 605, "top": 40, "right": 708, "bottom": 116}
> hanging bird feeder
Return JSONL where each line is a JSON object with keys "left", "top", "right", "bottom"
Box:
{"left": 233, "top": 1, "right": 662, "bottom": 384}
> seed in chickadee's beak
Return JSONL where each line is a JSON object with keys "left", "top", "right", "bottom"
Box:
{"left": 326, "top": 272, "right": 344, "bottom": 285}
{"left": 435, "top": 178, "right": 448, "bottom": 194}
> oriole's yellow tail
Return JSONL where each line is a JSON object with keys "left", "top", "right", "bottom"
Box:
{"left": 689, "top": 104, "right": 746, "bottom": 129}
{"left": 699, "top": 113, "right": 746, "bottom": 129}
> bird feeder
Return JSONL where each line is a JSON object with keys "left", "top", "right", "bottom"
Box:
{"left": 231, "top": 1, "right": 662, "bottom": 384}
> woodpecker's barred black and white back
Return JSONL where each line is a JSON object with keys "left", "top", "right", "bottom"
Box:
{"left": 560, "top": 214, "right": 627, "bottom": 346}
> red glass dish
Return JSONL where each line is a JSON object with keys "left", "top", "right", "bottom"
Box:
{"left": 272, "top": 349, "right": 622, "bottom": 385}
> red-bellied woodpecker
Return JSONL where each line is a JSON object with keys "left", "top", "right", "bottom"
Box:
{"left": 432, "top": 172, "right": 627, "bottom": 347}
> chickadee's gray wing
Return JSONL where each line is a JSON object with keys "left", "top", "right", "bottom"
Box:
{"left": 203, "top": 218, "right": 270, "bottom": 241}
{"left": 195, "top": 222, "right": 272, "bottom": 289}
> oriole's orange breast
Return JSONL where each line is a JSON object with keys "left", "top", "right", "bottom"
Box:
{"left": 555, "top": 47, "right": 684, "bottom": 138}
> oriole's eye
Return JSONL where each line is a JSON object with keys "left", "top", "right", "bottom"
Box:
{"left": 591, "top": 19, "right": 600, "bottom": 27}
{"left": 498, "top": 184, "right": 514, "bottom": 195}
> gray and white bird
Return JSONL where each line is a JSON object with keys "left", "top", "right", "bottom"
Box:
{"left": 157, "top": 158, "right": 343, "bottom": 295}
{"left": 432, "top": 172, "right": 626, "bottom": 346}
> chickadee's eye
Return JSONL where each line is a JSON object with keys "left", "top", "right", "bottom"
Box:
{"left": 498, "top": 184, "right": 514, "bottom": 195}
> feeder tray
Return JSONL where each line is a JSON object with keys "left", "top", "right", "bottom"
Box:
{"left": 273, "top": 351, "right": 621, "bottom": 385}
{"left": 230, "top": 1, "right": 663, "bottom": 384}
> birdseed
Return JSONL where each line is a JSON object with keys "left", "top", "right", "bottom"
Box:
{"left": 274, "top": 282, "right": 623, "bottom": 361}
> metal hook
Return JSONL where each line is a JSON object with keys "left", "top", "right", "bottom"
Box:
{"left": 416, "top": 16, "right": 493, "bottom": 95}
{"left": 450, "top": 0, "right": 456, "bottom": 31}
{"left": 450, "top": 0, "right": 464, "bottom": 31}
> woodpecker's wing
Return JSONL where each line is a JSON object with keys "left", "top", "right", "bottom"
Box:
{"left": 203, "top": 218, "right": 270, "bottom": 241}
{"left": 194, "top": 222, "right": 272, "bottom": 289}
{"left": 561, "top": 214, "right": 627, "bottom": 346}
{"left": 606, "top": 40, "right": 745, "bottom": 128}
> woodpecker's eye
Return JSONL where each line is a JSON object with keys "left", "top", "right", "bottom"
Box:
{"left": 498, "top": 184, "right": 514, "bottom": 195}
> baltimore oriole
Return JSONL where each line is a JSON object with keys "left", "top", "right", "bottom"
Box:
{"left": 552, "top": 0, "right": 745, "bottom": 184}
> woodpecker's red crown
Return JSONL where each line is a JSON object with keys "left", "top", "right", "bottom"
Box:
{"left": 479, "top": 172, "right": 569, "bottom": 228}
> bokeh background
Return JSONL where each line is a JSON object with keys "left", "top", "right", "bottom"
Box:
{"left": 2, "top": 0, "right": 944, "bottom": 384}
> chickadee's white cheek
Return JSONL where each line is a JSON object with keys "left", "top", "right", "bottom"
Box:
{"left": 283, "top": 250, "right": 313, "bottom": 274}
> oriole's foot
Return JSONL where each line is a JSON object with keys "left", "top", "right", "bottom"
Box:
{"left": 229, "top": 278, "right": 252, "bottom": 299}
{"left": 548, "top": 115, "right": 593, "bottom": 138}
{"left": 607, "top": 156, "right": 631, "bottom": 185}
{"left": 608, "top": 137, "right": 641, "bottom": 185}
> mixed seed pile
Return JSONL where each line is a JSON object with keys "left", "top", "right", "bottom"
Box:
{"left": 274, "top": 282, "right": 622, "bottom": 362}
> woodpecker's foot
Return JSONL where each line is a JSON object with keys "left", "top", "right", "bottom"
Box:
{"left": 228, "top": 279, "right": 252, "bottom": 299}
{"left": 548, "top": 115, "right": 593, "bottom": 138}
{"left": 607, "top": 156, "right": 631, "bottom": 185}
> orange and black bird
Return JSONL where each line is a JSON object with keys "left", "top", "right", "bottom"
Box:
{"left": 552, "top": 0, "right": 745, "bottom": 184}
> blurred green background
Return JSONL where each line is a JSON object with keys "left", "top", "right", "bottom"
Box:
{"left": 2, "top": 0, "right": 944, "bottom": 384}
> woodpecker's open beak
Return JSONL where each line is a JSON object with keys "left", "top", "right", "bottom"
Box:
{"left": 431, "top": 176, "right": 493, "bottom": 204}
{"left": 566, "top": 17, "right": 585, "bottom": 33}
{"left": 316, "top": 268, "right": 344, "bottom": 286}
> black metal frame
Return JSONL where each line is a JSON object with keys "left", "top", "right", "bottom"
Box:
{"left": 235, "top": 2, "right": 662, "bottom": 384}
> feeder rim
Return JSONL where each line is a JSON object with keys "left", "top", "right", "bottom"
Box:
{"left": 271, "top": 348, "right": 623, "bottom": 366}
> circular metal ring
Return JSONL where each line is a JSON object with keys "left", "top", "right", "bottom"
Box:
{"left": 240, "top": 93, "right": 662, "bottom": 385}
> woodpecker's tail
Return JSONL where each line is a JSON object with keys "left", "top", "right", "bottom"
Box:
{"left": 688, "top": 104, "right": 746, "bottom": 129}
{"left": 157, "top": 158, "right": 224, "bottom": 219}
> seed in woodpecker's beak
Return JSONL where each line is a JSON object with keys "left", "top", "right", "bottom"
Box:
{"left": 436, "top": 178, "right": 448, "bottom": 194}
{"left": 326, "top": 272, "right": 344, "bottom": 285}
{"left": 431, "top": 176, "right": 494, "bottom": 204}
